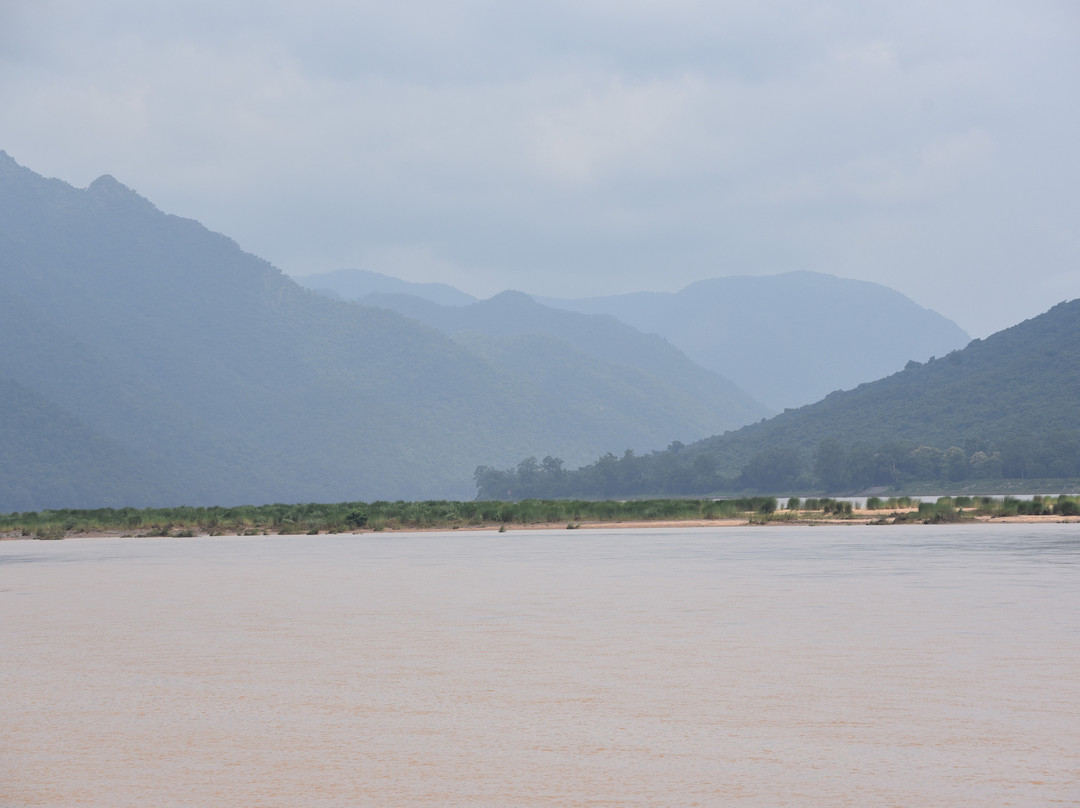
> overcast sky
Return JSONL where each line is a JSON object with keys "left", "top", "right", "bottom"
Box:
{"left": 3, "top": 0, "right": 1078, "bottom": 337}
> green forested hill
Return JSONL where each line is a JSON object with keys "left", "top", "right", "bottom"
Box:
{"left": 477, "top": 299, "right": 1080, "bottom": 498}
{"left": 0, "top": 151, "right": 761, "bottom": 510}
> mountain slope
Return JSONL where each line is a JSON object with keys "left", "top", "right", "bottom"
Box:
{"left": 0, "top": 151, "right": 765, "bottom": 510}
{"left": 478, "top": 299, "right": 1080, "bottom": 497}
{"left": 697, "top": 298, "right": 1080, "bottom": 461}
{"left": 359, "top": 289, "right": 770, "bottom": 435}
{"left": 0, "top": 378, "right": 178, "bottom": 512}
{"left": 294, "top": 268, "right": 477, "bottom": 306}
{"left": 540, "top": 272, "right": 970, "bottom": 410}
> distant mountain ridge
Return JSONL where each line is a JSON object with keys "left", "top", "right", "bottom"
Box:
{"left": 296, "top": 268, "right": 478, "bottom": 307}
{"left": 296, "top": 268, "right": 971, "bottom": 412}
{"left": 0, "top": 151, "right": 767, "bottom": 510}
{"left": 539, "top": 272, "right": 971, "bottom": 410}
{"left": 356, "top": 289, "right": 768, "bottom": 428}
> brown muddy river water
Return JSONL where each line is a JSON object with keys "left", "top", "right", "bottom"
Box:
{"left": 2, "top": 524, "right": 1078, "bottom": 806}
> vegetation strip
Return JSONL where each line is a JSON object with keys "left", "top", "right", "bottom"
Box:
{"left": 3, "top": 495, "right": 1078, "bottom": 540}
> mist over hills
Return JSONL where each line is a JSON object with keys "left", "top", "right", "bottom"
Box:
{"left": 297, "top": 268, "right": 477, "bottom": 307}
{"left": 296, "top": 268, "right": 970, "bottom": 412}
{"left": 348, "top": 289, "right": 767, "bottom": 429}
{"left": 0, "top": 151, "right": 768, "bottom": 511}
{"left": 539, "top": 273, "right": 970, "bottom": 410}
{"left": 477, "top": 298, "right": 1080, "bottom": 498}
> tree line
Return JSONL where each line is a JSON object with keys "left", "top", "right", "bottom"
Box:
{"left": 474, "top": 430, "right": 1080, "bottom": 500}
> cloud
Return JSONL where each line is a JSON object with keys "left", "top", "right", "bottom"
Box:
{"left": 2, "top": 0, "right": 1078, "bottom": 335}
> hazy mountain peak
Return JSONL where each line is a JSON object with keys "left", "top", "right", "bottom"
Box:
{"left": 86, "top": 173, "right": 158, "bottom": 211}
{"left": 483, "top": 290, "right": 537, "bottom": 307}
{"left": 88, "top": 173, "right": 125, "bottom": 191}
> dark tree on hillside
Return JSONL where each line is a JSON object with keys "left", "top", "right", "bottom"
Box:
{"left": 474, "top": 465, "right": 515, "bottom": 500}
{"left": 846, "top": 442, "right": 876, "bottom": 488}
{"left": 541, "top": 455, "right": 566, "bottom": 478}
{"left": 1000, "top": 435, "right": 1039, "bottom": 479}
{"left": 739, "top": 447, "right": 803, "bottom": 491}
{"left": 813, "top": 439, "right": 848, "bottom": 491}
{"left": 905, "top": 445, "right": 943, "bottom": 480}
{"left": 942, "top": 446, "right": 969, "bottom": 482}
{"left": 969, "top": 451, "right": 1003, "bottom": 479}
{"left": 516, "top": 456, "right": 541, "bottom": 489}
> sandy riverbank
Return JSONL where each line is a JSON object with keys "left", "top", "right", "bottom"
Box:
{"left": 4, "top": 511, "right": 1078, "bottom": 541}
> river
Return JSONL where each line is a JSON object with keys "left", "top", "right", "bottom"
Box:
{"left": 2, "top": 524, "right": 1078, "bottom": 806}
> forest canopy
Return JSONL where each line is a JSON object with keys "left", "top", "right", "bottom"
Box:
{"left": 475, "top": 431, "right": 1079, "bottom": 500}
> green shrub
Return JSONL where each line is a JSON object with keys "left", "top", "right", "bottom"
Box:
{"left": 1054, "top": 499, "right": 1079, "bottom": 516}
{"left": 927, "top": 505, "right": 961, "bottom": 523}
{"left": 344, "top": 508, "right": 368, "bottom": 528}
{"left": 34, "top": 524, "right": 65, "bottom": 540}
